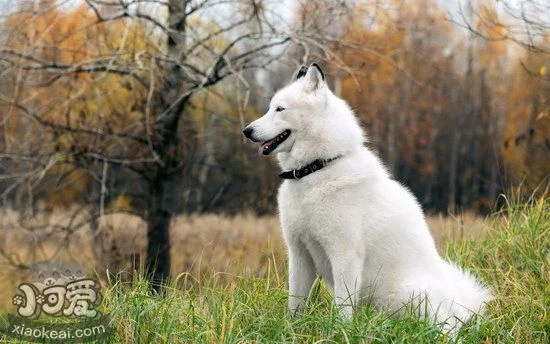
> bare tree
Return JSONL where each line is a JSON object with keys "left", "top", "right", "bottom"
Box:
{"left": 0, "top": 0, "right": 357, "bottom": 289}
{"left": 455, "top": 0, "right": 549, "bottom": 54}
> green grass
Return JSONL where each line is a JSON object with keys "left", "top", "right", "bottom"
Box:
{"left": 2, "top": 196, "right": 549, "bottom": 343}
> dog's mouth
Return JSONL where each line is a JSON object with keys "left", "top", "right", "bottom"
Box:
{"left": 258, "top": 129, "right": 291, "bottom": 155}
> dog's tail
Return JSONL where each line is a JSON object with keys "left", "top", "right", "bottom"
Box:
{"left": 439, "top": 262, "right": 493, "bottom": 331}
{"left": 448, "top": 263, "right": 493, "bottom": 311}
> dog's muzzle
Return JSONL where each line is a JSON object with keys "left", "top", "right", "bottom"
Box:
{"left": 242, "top": 127, "right": 291, "bottom": 155}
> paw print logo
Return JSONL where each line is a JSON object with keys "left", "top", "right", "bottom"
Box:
{"left": 65, "top": 269, "right": 75, "bottom": 281}
{"left": 36, "top": 294, "right": 45, "bottom": 305}
{"left": 44, "top": 278, "right": 56, "bottom": 286}
{"left": 12, "top": 295, "right": 24, "bottom": 306}
{"left": 65, "top": 269, "right": 81, "bottom": 281}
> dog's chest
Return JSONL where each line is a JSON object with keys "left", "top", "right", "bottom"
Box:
{"left": 279, "top": 181, "right": 343, "bottom": 247}
{"left": 278, "top": 181, "right": 328, "bottom": 228}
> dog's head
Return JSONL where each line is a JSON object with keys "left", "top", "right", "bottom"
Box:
{"left": 242, "top": 63, "right": 328, "bottom": 156}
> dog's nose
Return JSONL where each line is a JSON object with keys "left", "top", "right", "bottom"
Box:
{"left": 243, "top": 127, "right": 253, "bottom": 139}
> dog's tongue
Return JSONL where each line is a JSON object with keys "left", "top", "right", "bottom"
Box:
{"left": 258, "top": 139, "right": 274, "bottom": 156}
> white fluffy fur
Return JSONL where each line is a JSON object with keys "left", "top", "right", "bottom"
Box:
{"left": 244, "top": 64, "right": 492, "bottom": 332}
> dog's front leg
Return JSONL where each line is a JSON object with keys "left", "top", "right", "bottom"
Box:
{"left": 331, "top": 253, "right": 362, "bottom": 320}
{"left": 287, "top": 240, "right": 316, "bottom": 316}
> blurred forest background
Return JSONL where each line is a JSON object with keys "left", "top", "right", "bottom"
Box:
{"left": 0, "top": 0, "right": 548, "bottom": 289}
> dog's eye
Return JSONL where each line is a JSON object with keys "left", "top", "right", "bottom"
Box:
{"left": 275, "top": 106, "right": 285, "bottom": 112}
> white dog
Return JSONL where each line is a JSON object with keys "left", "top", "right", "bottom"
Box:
{"left": 243, "top": 63, "right": 492, "bottom": 331}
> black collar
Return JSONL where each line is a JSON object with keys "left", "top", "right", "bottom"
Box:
{"left": 279, "top": 156, "right": 341, "bottom": 180}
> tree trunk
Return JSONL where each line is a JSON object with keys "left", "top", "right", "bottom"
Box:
{"left": 145, "top": 0, "right": 189, "bottom": 290}
{"left": 146, "top": 169, "right": 172, "bottom": 289}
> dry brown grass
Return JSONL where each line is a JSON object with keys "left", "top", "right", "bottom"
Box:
{"left": 0, "top": 209, "right": 488, "bottom": 310}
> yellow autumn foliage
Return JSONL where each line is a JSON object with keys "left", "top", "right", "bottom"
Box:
{"left": 4, "top": 2, "right": 157, "bottom": 205}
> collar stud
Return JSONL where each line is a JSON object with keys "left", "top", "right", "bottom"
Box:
{"left": 279, "top": 156, "right": 341, "bottom": 180}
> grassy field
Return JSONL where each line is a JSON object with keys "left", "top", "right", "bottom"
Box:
{"left": 0, "top": 196, "right": 548, "bottom": 343}
{"left": 0, "top": 209, "right": 485, "bottom": 309}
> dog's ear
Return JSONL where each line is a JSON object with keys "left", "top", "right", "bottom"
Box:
{"left": 303, "top": 63, "right": 325, "bottom": 92}
{"left": 295, "top": 65, "right": 308, "bottom": 80}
